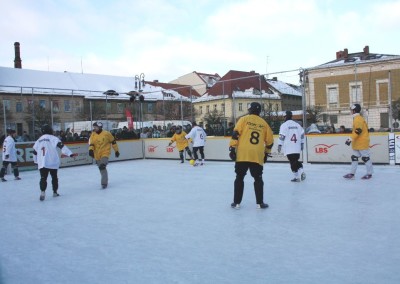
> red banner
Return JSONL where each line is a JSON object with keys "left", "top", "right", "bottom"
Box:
{"left": 125, "top": 109, "right": 133, "bottom": 129}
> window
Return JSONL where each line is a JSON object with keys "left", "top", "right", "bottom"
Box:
{"left": 117, "top": 103, "right": 124, "bottom": 113}
{"left": 16, "top": 101, "right": 23, "bottom": 112}
{"left": 147, "top": 103, "right": 153, "bottom": 113}
{"left": 349, "top": 82, "right": 362, "bottom": 104}
{"left": 376, "top": 79, "right": 389, "bottom": 105}
{"left": 206, "top": 105, "right": 210, "bottom": 113}
{"left": 74, "top": 101, "right": 81, "bottom": 113}
{"left": 327, "top": 85, "right": 338, "bottom": 108}
{"left": 53, "top": 101, "right": 60, "bottom": 113}
{"left": 64, "top": 100, "right": 71, "bottom": 112}
{"left": 39, "top": 100, "right": 46, "bottom": 109}
{"left": 200, "top": 106, "right": 203, "bottom": 114}
{"left": 239, "top": 103, "right": 243, "bottom": 111}
{"left": 106, "top": 102, "right": 111, "bottom": 112}
{"left": 221, "top": 103, "right": 225, "bottom": 112}
{"left": 3, "top": 100, "right": 10, "bottom": 110}
{"left": 213, "top": 104, "right": 217, "bottom": 111}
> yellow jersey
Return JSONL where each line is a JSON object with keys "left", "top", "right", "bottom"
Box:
{"left": 229, "top": 114, "right": 274, "bottom": 166}
{"left": 89, "top": 130, "right": 119, "bottom": 160}
{"left": 350, "top": 114, "right": 370, "bottom": 150}
{"left": 170, "top": 131, "right": 189, "bottom": 151}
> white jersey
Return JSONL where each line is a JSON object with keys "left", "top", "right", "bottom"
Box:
{"left": 33, "top": 134, "right": 73, "bottom": 169}
{"left": 278, "top": 120, "right": 305, "bottom": 155}
{"left": 185, "top": 126, "right": 207, "bottom": 147}
{"left": 2, "top": 136, "right": 18, "bottom": 162}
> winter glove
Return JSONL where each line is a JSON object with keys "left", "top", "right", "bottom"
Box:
{"left": 264, "top": 153, "right": 272, "bottom": 163}
{"left": 70, "top": 153, "right": 78, "bottom": 158}
{"left": 115, "top": 151, "right": 120, "bottom": 158}
{"left": 168, "top": 142, "right": 172, "bottom": 146}
{"left": 89, "top": 149, "right": 94, "bottom": 158}
{"left": 229, "top": 147, "right": 236, "bottom": 161}
{"left": 277, "top": 145, "right": 282, "bottom": 153}
{"left": 5, "top": 154, "right": 9, "bottom": 159}
{"left": 345, "top": 138, "right": 351, "bottom": 146}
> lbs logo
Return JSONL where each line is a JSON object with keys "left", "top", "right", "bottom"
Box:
{"left": 148, "top": 145, "right": 158, "bottom": 153}
{"left": 314, "top": 144, "right": 337, "bottom": 154}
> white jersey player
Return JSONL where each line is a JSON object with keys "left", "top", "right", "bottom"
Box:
{"left": 0, "top": 129, "right": 21, "bottom": 181}
{"left": 277, "top": 111, "right": 306, "bottom": 182}
{"left": 185, "top": 122, "right": 207, "bottom": 166}
{"left": 33, "top": 124, "right": 77, "bottom": 201}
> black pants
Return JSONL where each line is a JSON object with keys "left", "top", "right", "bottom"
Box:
{"left": 193, "top": 146, "right": 204, "bottom": 160}
{"left": 287, "top": 153, "right": 303, "bottom": 173}
{"left": 39, "top": 168, "right": 58, "bottom": 193}
{"left": 0, "top": 161, "right": 19, "bottom": 178}
{"left": 179, "top": 147, "right": 193, "bottom": 162}
{"left": 233, "top": 162, "right": 264, "bottom": 204}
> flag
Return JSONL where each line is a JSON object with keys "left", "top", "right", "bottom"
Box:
{"left": 125, "top": 109, "right": 134, "bottom": 130}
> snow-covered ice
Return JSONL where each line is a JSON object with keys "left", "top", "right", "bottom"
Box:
{"left": 1, "top": 160, "right": 399, "bottom": 284}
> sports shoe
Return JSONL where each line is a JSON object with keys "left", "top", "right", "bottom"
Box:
{"left": 53, "top": 192, "right": 60, "bottom": 197}
{"left": 257, "top": 203, "right": 269, "bottom": 209}
{"left": 231, "top": 203, "right": 240, "bottom": 209}
{"left": 40, "top": 191, "right": 45, "bottom": 201}
{"left": 361, "top": 174, "right": 372, "bottom": 180}
{"left": 102, "top": 184, "right": 107, "bottom": 189}
{"left": 15, "top": 176, "right": 21, "bottom": 180}
{"left": 291, "top": 178, "right": 300, "bottom": 182}
{"left": 343, "top": 173, "right": 355, "bottom": 180}
{"left": 1, "top": 178, "right": 7, "bottom": 182}
{"left": 301, "top": 172, "right": 306, "bottom": 181}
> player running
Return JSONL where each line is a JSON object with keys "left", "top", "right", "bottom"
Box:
{"left": 33, "top": 124, "right": 77, "bottom": 201}
{"left": 277, "top": 111, "right": 306, "bottom": 182}
{"left": 185, "top": 122, "right": 207, "bottom": 166}
{"left": 168, "top": 125, "right": 193, "bottom": 163}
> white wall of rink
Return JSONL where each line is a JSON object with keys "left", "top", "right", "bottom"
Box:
{"left": 2, "top": 132, "right": 399, "bottom": 171}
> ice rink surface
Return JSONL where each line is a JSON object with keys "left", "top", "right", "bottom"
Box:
{"left": 1, "top": 159, "right": 399, "bottom": 284}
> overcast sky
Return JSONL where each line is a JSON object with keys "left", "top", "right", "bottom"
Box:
{"left": 1, "top": 0, "right": 399, "bottom": 84}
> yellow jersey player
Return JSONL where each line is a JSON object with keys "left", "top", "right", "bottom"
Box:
{"left": 229, "top": 102, "right": 274, "bottom": 209}
{"left": 168, "top": 125, "right": 193, "bottom": 163}
{"left": 89, "top": 122, "right": 120, "bottom": 189}
{"left": 343, "top": 104, "right": 373, "bottom": 179}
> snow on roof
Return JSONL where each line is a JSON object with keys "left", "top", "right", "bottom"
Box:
{"left": 194, "top": 87, "right": 281, "bottom": 103}
{"left": 0, "top": 66, "right": 190, "bottom": 101}
{"left": 267, "top": 79, "right": 302, "bottom": 97}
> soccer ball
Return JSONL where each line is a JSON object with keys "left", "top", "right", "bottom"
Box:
{"left": 189, "top": 159, "right": 195, "bottom": 166}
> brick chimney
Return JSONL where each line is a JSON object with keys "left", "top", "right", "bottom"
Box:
{"left": 14, "top": 42, "right": 22, "bottom": 68}
{"left": 343, "top": 48, "right": 348, "bottom": 58}
{"left": 363, "top": 45, "right": 369, "bottom": 55}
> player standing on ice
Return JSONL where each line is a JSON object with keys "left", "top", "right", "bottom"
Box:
{"left": 343, "top": 104, "right": 374, "bottom": 180}
{"left": 33, "top": 124, "right": 77, "bottom": 201}
{"left": 228, "top": 102, "right": 274, "bottom": 209}
{"left": 277, "top": 111, "right": 306, "bottom": 182}
{"left": 185, "top": 121, "right": 206, "bottom": 166}
{"left": 88, "top": 122, "right": 120, "bottom": 188}
{"left": 168, "top": 125, "right": 193, "bottom": 163}
{"left": 1, "top": 129, "right": 21, "bottom": 182}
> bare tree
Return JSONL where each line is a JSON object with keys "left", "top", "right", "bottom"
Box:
{"left": 306, "top": 105, "right": 323, "bottom": 125}
{"left": 24, "top": 102, "right": 60, "bottom": 130}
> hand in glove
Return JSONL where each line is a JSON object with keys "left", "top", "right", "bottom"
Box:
{"left": 70, "top": 153, "right": 78, "bottom": 158}
{"left": 89, "top": 149, "right": 94, "bottom": 158}
{"left": 115, "top": 151, "right": 120, "bottom": 158}
{"left": 168, "top": 142, "right": 172, "bottom": 146}
{"left": 5, "top": 154, "right": 9, "bottom": 159}
{"left": 264, "top": 153, "right": 272, "bottom": 163}
{"left": 345, "top": 138, "right": 351, "bottom": 146}
{"left": 277, "top": 145, "right": 282, "bottom": 153}
{"left": 229, "top": 147, "right": 236, "bottom": 161}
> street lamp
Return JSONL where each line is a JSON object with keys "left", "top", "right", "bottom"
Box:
{"left": 103, "top": 89, "right": 119, "bottom": 130}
